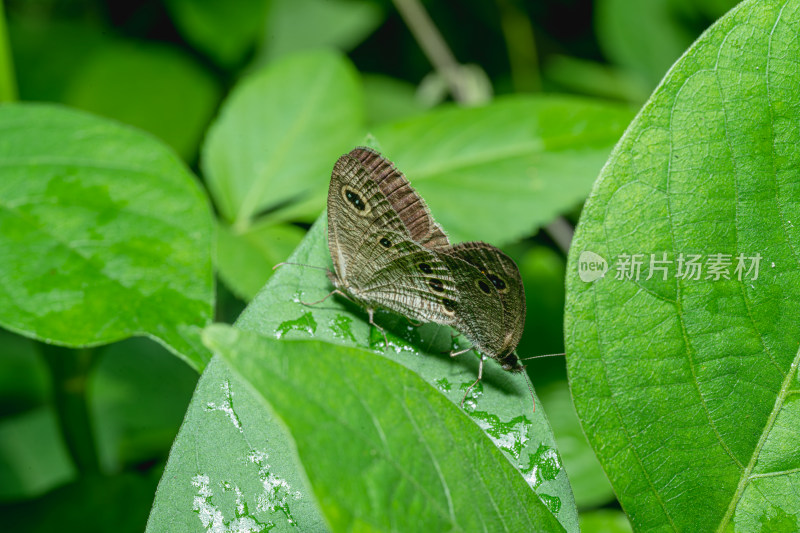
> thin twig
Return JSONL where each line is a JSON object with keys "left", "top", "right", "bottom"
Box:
{"left": 392, "top": 0, "right": 467, "bottom": 103}
{"left": 545, "top": 217, "right": 574, "bottom": 255}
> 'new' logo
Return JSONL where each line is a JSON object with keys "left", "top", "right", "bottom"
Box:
{"left": 578, "top": 251, "right": 608, "bottom": 282}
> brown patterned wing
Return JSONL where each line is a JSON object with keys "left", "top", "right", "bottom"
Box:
{"left": 353, "top": 229, "right": 460, "bottom": 325}
{"left": 327, "top": 153, "right": 411, "bottom": 280}
{"left": 438, "top": 253, "right": 507, "bottom": 363}
{"left": 349, "top": 147, "right": 450, "bottom": 249}
{"left": 444, "top": 242, "right": 526, "bottom": 362}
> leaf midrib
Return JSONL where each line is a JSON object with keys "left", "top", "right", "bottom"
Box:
{"left": 717, "top": 348, "right": 800, "bottom": 531}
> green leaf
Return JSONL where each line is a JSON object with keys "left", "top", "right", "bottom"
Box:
{"left": 362, "top": 73, "right": 429, "bottom": 126}
{"left": 88, "top": 338, "right": 198, "bottom": 473}
{"left": 203, "top": 50, "right": 364, "bottom": 227}
{"left": 215, "top": 220, "right": 306, "bottom": 301}
{"left": 165, "top": 0, "right": 270, "bottom": 66}
{"left": 206, "top": 324, "right": 566, "bottom": 532}
{"left": 0, "top": 406, "right": 76, "bottom": 500}
{"left": 542, "top": 55, "right": 650, "bottom": 104}
{"left": 150, "top": 217, "right": 578, "bottom": 531}
{"left": 565, "top": 0, "right": 800, "bottom": 530}
{"left": 0, "top": 104, "right": 214, "bottom": 369}
{"left": 595, "top": 0, "right": 741, "bottom": 89}
{"left": 595, "top": 0, "right": 698, "bottom": 87}
{"left": 256, "top": 0, "right": 384, "bottom": 63}
{"left": 147, "top": 355, "right": 329, "bottom": 532}
{"left": 63, "top": 40, "right": 220, "bottom": 161}
{"left": 371, "top": 95, "right": 635, "bottom": 245}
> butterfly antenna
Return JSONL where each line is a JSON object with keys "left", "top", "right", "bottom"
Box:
{"left": 273, "top": 261, "right": 330, "bottom": 272}
{"left": 518, "top": 352, "right": 565, "bottom": 361}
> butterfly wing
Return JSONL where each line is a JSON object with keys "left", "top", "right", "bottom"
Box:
{"left": 351, "top": 229, "right": 460, "bottom": 324}
{"left": 436, "top": 252, "right": 508, "bottom": 361}
{"left": 444, "top": 242, "right": 526, "bottom": 362}
{"left": 327, "top": 150, "right": 520, "bottom": 369}
{"left": 327, "top": 153, "right": 411, "bottom": 280}
{"left": 349, "top": 147, "right": 450, "bottom": 248}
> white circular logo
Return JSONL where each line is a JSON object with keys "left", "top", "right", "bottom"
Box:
{"left": 578, "top": 251, "right": 608, "bottom": 282}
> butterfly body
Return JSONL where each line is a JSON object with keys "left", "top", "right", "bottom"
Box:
{"left": 326, "top": 147, "right": 526, "bottom": 381}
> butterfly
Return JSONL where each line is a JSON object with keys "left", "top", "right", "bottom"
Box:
{"left": 324, "top": 147, "right": 526, "bottom": 401}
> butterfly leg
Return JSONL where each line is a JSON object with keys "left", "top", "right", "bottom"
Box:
{"left": 443, "top": 331, "right": 472, "bottom": 357}
{"left": 367, "top": 308, "right": 389, "bottom": 347}
{"left": 461, "top": 354, "right": 485, "bottom": 408}
{"left": 449, "top": 346, "right": 473, "bottom": 357}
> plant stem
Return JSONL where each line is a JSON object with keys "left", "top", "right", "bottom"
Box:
{"left": 392, "top": 0, "right": 467, "bottom": 104}
{"left": 545, "top": 217, "right": 574, "bottom": 255}
{"left": 42, "top": 345, "right": 101, "bottom": 475}
{"left": 497, "top": 0, "right": 540, "bottom": 92}
{"left": 0, "top": 0, "right": 17, "bottom": 102}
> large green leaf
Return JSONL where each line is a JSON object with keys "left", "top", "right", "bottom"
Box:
{"left": 0, "top": 104, "right": 214, "bottom": 369}
{"left": 205, "top": 324, "right": 565, "bottom": 532}
{"left": 565, "top": 0, "right": 800, "bottom": 530}
{"left": 150, "top": 217, "right": 578, "bottom": 531}
{"left": 203, "top": 49, "right": 364, "bottom": 227}
{"left": 147, "top": 355, "right": 328, "bottom": 532}
{"left": 371, "top": 95, "right": 635, "bottom": 245}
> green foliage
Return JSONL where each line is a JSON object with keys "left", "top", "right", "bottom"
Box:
{"left": 0, "top": 104, "right": 214, "bottom": 369}
{"left": 565, "top": 0, "right": 800, "bottom": 530}
{"left": 0, "top": 405, "right": 76, "bottom": 500}
{"left": 215, "top": 220, "right": 306, "bottom": 301}
{"left": 256, "top": 0, "right": 385, "bottom": 64}
{"left": 538, "top": 382, "right": 615, "bottom": 509}
{"left": 88, "top": 338, "right": 198, "bottom": 473}
{"left": 3, "top": 0, "right": 799, "bottom": 530}
{"left": 205, "top": 50, "right": 364, "bottom": 299}
{"left": 205, "top": 323, "right": 565, "bottom": 532}
{"left": 579, "top": 510, "right": 633, "bottom": 533}
{"left": 165, "top": 0, "right": 271, "bottom": 67}
{"left": 595, "top": 0, "right": 741, "bottom": 89}
{"left": 62, "top": 40, "right": 220, "bottom": 161}
{"left": 206, "top": 52, "right": 630, "bottom": 301}
{"left": 149, "top": 218, "right": 578, "bottom": 531}
{"left": 203, "top": 50, "right": 364, "bottom": 226}
{"left": 370, "top": 96, "right": 634, "bottom": 245}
